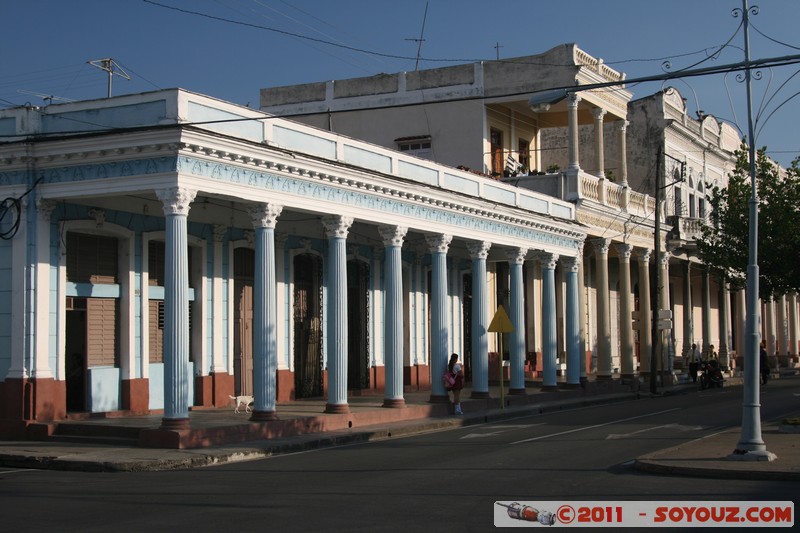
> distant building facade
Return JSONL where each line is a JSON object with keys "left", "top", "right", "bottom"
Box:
{"left": 261, "top": 44, "right": 800, "bottom": 376}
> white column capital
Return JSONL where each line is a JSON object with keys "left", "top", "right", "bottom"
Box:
{"left": 593, "top": 238, "right": 610, "bottom": 256}
{"left": 537, "top": 251, "right": 559, "bottom": 270}
{"left": 156, "top": 187, "right": 197, "bottom": 216}
{"left": 560, "top": 255, "right": 581, "bottom": 272}
{"left": 506, "top": 247, "right": 528, "bottom": 265}
{"left": 378, "top": 225, "right": 408, "bottom": 247}
{"left": 567, "top": 93, "right": 582, "bottom": 107}
{"left": 466, "top": 240, "right": 491, "bottom": 260}
{"left": 36, "top": 197, "right": 57, "bottom": 221}
{"left": 321, "top": 215, "right": 353, "bottom": 239}
{"left": 637, "top": 248, "right": 652, "bottom": 263}
{"left": 616, "top": 119, "right": 629, "bottom": 132}
{"left": 616, "top": 243, "right": 633, "bottom": 260}
{"left": 213, "top": 224, "right": 227, "bottom": 242}
{"left": 592, "top": 107, "right": 607, "bottom": 121}
{"left": 249, "top": 203, "right": 283, "bottom": 229}
{"left": 425, "top": 233, "right": 452, "bottom": 254}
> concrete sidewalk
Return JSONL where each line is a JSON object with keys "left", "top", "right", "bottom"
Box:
{"left": 0, "top": 377, "right": 798, "bottom": 480}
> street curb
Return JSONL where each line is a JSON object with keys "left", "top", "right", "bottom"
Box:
{"left": 0, "top": 391, "right": 643, "bottom": 472}
{"left": 633, "top": 458, "right": 800, "bottom": 481}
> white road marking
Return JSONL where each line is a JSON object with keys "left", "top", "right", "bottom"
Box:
{"left": 605, "top": 423, "right": 704, "bottom": 440}
{"left": 460, "top": 423, "right": 544, "bottom": 439}
{"left": 510, "top": 408, "right": 682, "bottom": 445}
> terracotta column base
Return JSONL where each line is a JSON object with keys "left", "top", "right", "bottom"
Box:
{"left": 250, "top": 410, "right": 279, "bottom": 422}
{"left": 470, "top": 391, "right": 490, "bottom": 399}
{"left": 382, "top": 398, "right": 406, "bottom": 408}
{"left": 540, "top": 385, "right": 559, "bottom": 392}
{"left": 160, "top": 417, "right": 190, "bottom": 430}
{"left": 508, "top": 388, "right": 526, "bottom": 395}
{"left": 429, "top": 394, "right": 450, "bottom": 404}
{"left": 325, "top": 403, "right": 350, "bottom": 414}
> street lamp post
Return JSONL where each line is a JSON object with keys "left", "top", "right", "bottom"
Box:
{"left": 730, "top": 0, "right": 775, "bottom": 461}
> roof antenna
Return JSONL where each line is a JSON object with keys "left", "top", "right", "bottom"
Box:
{"left": 405, "top": 2, "right": 429, "bottom": 71}
{"left": 88, "top": 58, "right": 131, "bottom": 98}
{"left": 16, "top": 89, "right": 74, "bottom": 106}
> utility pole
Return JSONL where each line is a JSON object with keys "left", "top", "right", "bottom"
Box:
{"left": 651, "top": 148, "right": 663, "bottom": 394}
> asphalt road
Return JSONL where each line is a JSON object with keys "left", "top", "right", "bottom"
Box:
{"left": 2, "top": 379, "right": 797, "bottom": 532}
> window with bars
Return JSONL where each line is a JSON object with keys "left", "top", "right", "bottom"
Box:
{"left": 66, "top": 233, "right": 118, "bottom": 284}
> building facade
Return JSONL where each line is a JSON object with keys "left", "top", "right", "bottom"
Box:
{"left": 0, "top": 89, "right": 586, "bottom": 438}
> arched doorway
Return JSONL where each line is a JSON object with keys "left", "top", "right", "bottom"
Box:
{"left": 294, "top": 253, "right": 323, "bottom": 398}
{"left": 347, "top": 259, "right": 370, "bottom": 390}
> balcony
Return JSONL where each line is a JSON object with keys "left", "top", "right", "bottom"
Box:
{"left": 667, "top": 215, "right": 706, "bottom": 245}
{"left": 508, "top": 169, "right": 656, "bottom": 220}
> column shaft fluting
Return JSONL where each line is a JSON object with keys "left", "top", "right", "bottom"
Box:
{"left": 508, "top": 248, "right": 528, "bottom": 393}
{"left": 567, "top": 94, "right": 582, "bottom": 170}
{"left": 637, "top": 249, "right": 652, "bottom": 374}
{"left": 250, "top": 204, "right": 282, "bottom": 421}
{"left": 157, "top": 187, "right": 196, "bottom": 430}
{"left": 541, "top": 253, "right": 559, "bottom": 389}
{"left": 617, "top": 244, "right": 634, "bottom": 377}
{"left": 468, "top": 241, "right": 491, "bottom": 398}
{"left": 322, "top": 216, "right": 353, "bottom": 414}
{"left": 427, "top": 234, "right": 452, "bottom": 402}
{"left": 594, "top": 239, "right": 611, "bottom": 378}
{"left": 380, "top": 225, "right": 407, "bottom": 408}
{"left": 564, "top": 256, "right": 581, "bottom": 386}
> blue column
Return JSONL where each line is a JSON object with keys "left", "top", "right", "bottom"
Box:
{"left": 156, "top": 187, "right": 197, "bottom": 430}
{"left": 249, "top": 203, "right": 282, "bottom": 421}
{"left": 426, "top": 233, "right": 452, "bottom": 402}
{"left": 467, "top": 241, "right": 491, "bottom": 398}
{"left": 563, "top": 255, "right": 581, "bottom": 386}
{"left": 540, "top": 252, "right": 559, "bottom": 390}
{"left": 322, "top": 215, "right": 353, "bottom": 413}
{"left": 380, "top": 225, "right": 407, "bottom": 408}
{"left": 508, "top": 248, "right": 528, "bottom": 394}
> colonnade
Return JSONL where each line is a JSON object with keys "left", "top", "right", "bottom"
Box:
{"left": 154, "top": 188, "right": 799, "bottom": 431}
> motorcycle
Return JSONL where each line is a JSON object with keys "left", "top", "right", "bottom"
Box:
{"left": 698, "top": 359, "right": 724, "bottom": 390}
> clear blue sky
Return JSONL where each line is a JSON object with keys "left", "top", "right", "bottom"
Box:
{"left": 2, "top": 0, "right": 799, "bottom": 167}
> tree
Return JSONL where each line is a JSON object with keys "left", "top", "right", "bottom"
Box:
{"left": 697, "top": 144, "right": 800, "bottom": 300}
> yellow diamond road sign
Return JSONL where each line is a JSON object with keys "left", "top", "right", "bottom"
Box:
{"left": 488, "top": 305, "right": 515, "bottom": 333}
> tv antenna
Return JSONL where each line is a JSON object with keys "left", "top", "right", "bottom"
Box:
{"left": 88, "top": 58, "right": 131, "bottom": 98}
{"left": 16, "top": 89, "right": 75, "bottom": 106}
{"left": 405, "top": 1, "right": 429, "bottom": 71}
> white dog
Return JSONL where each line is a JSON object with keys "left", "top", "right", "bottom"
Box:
{"left": 229, "top": 395, "right": 254, "bottom": 414}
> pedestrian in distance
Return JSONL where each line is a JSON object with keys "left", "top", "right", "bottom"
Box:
{"left": 444, "top": 353, "right": 465, "bottom": 415}
{"left": 760, "top": 340, "right": 770, "bottom": 386}
{"left": 689, "top": 343, "right": 700, "bottom": 382}
{"left": 707, "top": 344, "right": 717, "bottom": 360}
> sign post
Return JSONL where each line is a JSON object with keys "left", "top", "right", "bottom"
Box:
{"left": 488, "top": 305, "right": 515, "bottom": 409}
